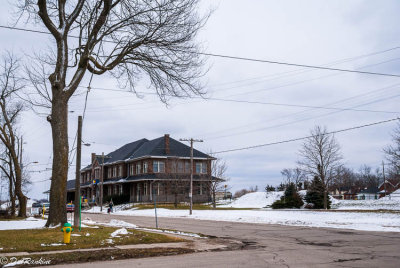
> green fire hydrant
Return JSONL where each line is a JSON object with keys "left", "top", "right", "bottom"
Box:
{"left": 61, "top": 223, "right": 73, "bottom": 244}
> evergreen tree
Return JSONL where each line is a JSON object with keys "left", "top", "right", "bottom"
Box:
{"left": 305, "top": 176, "right": 331, "bottom": 209}
{"left": 265, "top": 185, "right": 275, "bottom": 192}
{"left": 272, "top": 183, "right": 304, "bottom": 209}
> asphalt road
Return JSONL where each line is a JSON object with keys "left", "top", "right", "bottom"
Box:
{"left": 58, "top": 213, "right": 400, "bottom": 268}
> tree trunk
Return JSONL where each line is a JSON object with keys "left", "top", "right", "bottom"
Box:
{"left": 46, "top": 96, "right": 69, "bottom": 226}
{"left": 323, "top": 190, "right": 327, "bottom": 210}
{"left": 212, "top": 190, "right": 216, "bottom": 209}
{"left": 14, "top": 166, "right": 27, "bottom": 217}
{"left": 8, "top": 180, "right": 15, "bottom": 217}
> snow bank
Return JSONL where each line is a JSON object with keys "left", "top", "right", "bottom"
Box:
{"left": 111, "top": 208, "right": 400, "bottom": 232}
{"left": 0, "top": 217, "right": 46, "bottom": 230}
{"left": 332, "top": 199, "right": 400, "bottom": 210}
{"left": 219, "top": 191, "right": 283, "bottom": 208}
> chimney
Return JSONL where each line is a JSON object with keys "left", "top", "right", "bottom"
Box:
{"left": 91, "top": 153, "right": 96, "bottom": 164}
{"left": 164, "top": 134, "right": 170, "bottom": 154}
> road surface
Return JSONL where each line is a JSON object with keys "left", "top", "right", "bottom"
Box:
{"left": 55, "top": 213, "right": 400, "bottom": 267}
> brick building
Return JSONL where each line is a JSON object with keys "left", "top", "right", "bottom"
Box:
{"left": 73, "top": 134, "right": 216, "bottom": 204}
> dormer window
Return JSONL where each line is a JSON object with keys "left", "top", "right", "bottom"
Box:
{"left": 153, "top": 161, "right": 165, "bottom": 173}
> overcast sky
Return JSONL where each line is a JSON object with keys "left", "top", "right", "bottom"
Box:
{"left": 1, "top": 0, "right": 400, "bottom": 200}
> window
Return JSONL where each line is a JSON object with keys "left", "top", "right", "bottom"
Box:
{"left": 143, "top": 162, "right": 148, "bottom": 173}
{"left": 118, "top": 185, "right": 123, "bottom": 195}
{"left": 153, "top": 161, "right": 165, "bottom": 173}
{"left": 185, "top": 161, "right": 190, "bottom": 173}
{"left": 196, "top": 162, "right": 207, "bottom": 174}
{"left": 144, "top": 183, "right": 148, "bottom": 195}
{"left": 129, "top": 164, "right": 134, "bottom": 176}
{"left": 112, "top": 167, "right": 117, "bottom": 177}
{"left": 118, "top": 165, "right": 122, "bottom": 176}
{"left": 136, "top": 164, "right": 141, "bottom": 174}
{"left": 178, "top": 161, "right": 184, "bottom": 173}
{"left": 107, "top": 168, "right": 111, "bottom": 178}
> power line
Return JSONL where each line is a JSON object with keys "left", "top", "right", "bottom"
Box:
{"left": 1, "top": 24, "right": 400, "bottom": 78}
{"left": 70, "top": 85, "right": 399, "bottom": 115}
{"left": 200, "top": 82, "right": 400, "bottom": 140}
{"left": 198, "top": 52, "right": 400, "bottom": 78}
{"left": 213, "top": 117, "right": 400, "bottom": 154}
{"left": 206, "top": 97, "right": 399, "bottom": 114}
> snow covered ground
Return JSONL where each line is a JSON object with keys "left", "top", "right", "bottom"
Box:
{"left": 102, "top": 208, "right": 400, "bottom": 232}
{"left": 218, "top": 191, "right": 283, "bottom": 208}
{"left": 218, "top": 191, "right": 400, "bottom": 211}
{"left": 80, "top": 191, "right": 400, "bottom": 232}
{"left": 0, "top": 217, "right": 46, "bottom": 230}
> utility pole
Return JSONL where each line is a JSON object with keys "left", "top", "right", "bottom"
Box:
{"left": 100, "top": 152, "right": 104, "bottom": 212}
{"left": 382, "top": 161, "right": 389, "bottom": 200}
{"left": 74, "top": 116, "right": 82, "bottom": 228}
{"left": 180, "top": 138, "right": 203, "bottom": 215}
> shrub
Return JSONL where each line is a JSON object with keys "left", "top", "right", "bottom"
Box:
{"left": 271, "top": 183, "right": 304, "bottom": 209}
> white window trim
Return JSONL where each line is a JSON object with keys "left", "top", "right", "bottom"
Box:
{"left": 153, "top": 161, "right": 165, "bottom": 173}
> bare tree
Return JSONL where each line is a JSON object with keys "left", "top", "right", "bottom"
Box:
{"left": 384, "top": 122, "right": 400, "bottom": 176}
{"left": 281, "top": 168, "right": 293, "bottom": 185}
{"left": 0, "top": 150, "right": 16, "bottom": 215}
{"left": 18, "top": 0, "right": 210, "bottom": 226}
{"left": 281, "top": 167, "right": 306, "bottom": 190}
{"left": 298, "top": 126, "right": 343, "bottom": 209}
{"left": 210, "top": 157, "right": 227, "bottom": 209}
{"left": 0, "top": 54, "right": 28, "bottom": 217}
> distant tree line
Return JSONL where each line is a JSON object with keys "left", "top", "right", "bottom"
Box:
{"left": 268, "top": 123, "right": 400, "bottom": 209}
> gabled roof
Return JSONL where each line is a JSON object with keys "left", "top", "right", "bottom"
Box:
{"left": 82, "top": 135, "right": 212, "bottom": 171}
{"left": 128, "top": 136, "right": 210, "bottom": 160}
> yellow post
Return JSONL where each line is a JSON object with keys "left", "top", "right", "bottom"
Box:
{"left": 42, "top": 204, "right": 46, "bottom": 219}
{"left": 61, "top": 223, "right": 73, "bottom": 244}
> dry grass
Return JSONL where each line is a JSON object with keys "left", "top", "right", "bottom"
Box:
{"left": 7, "top": 248, "right": 195, "bottom": 267}
{"left": 0, "top": 226, "right": 185, "bottom": 253}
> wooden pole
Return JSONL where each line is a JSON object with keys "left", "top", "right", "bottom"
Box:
{"left": 74, "top": 116, "right": 82, "bottom": 228}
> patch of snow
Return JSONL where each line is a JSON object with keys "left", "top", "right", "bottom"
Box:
{"left": 85, "top": 233, "right": 90, "bottom": 236}
{"left": 0, "top": 217, "right": 46, "bottom": 230}
{"left": 41, "top": 243, "right": 65, "bottom": 247}
{"left": 110, "top": 228, "right": 131, "bottom": 237}
{"left": 106, "top": 219, "right": 138, "bottom": 228}
{"left": 71, "top": 234, "right": 81, "bottom": 236}
{"left": 105, "top": 239, "right": 114, "bottom": 244}
{"left": 219, "top": 191, "right": 283, "bottom": 208}
{"left": 139, "top": 227, "right": 202, "bottom": 238}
